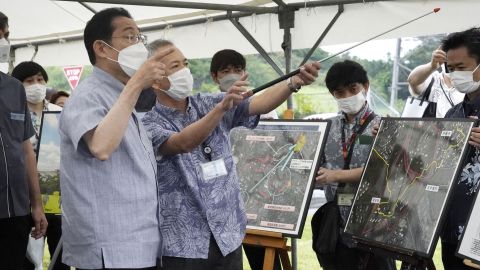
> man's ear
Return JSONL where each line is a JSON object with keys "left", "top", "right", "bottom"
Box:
{"left": 93, "top": 40, "right": 113, "bottom": 60}
{"left": 363, "top": 82, "right": 370, "bottom": 93}
{"left": 211, "top": 72, "right": 219, "bottom": 84}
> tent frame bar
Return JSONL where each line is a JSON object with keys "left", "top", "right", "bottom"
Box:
{"left": 288, "top": 0, "right": 397, "bottom": 8}
{"left": 56, "top": 0, "right": 278, "bottom": 13}
{"left": 300, "top": 4, "right": 344, "bottom": 66}
{"left": 228, "top": 11, "right": 285, "bottom": 77}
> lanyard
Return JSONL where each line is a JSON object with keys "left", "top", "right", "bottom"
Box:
{"left": 341, "top": 110, "right": 371, "bottom": 164}
{"left": 154, "top": 99, "right": 212, "bottom": 161}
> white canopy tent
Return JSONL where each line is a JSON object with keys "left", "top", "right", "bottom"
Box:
{"left": 5, "top": 0, "right": 480, "bottom": 68}
{"left": 4, "top": 1, "right": 480, "bottom": 268}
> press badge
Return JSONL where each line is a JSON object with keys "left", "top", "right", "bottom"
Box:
{"left": 200, "top": 159, "right": 228, "bottom": 181}
{"left": 337, "top": 194, "right": 355, "bottom": 206}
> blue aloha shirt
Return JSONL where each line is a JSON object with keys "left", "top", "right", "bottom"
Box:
{"left": 142, "top": 92, "right": 259, "bottom": 259}
{"left": 442, "top": 95, "right": 480, "bottom": 244}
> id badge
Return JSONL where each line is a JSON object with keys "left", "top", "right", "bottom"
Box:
{"left": 337, "top": 193, "right": 354, "bottom": 206}
{"left": 200, "top": 158, "right": 228, "bottom": 181}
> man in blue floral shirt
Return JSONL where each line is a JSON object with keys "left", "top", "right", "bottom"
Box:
{"left": 142, "top": 39, "right": 320, "bottom": 269}
{"left": 441, "top": 28, "right": 480, "bottom": 270}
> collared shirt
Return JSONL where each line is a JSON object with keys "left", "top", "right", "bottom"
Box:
{"left": 142, "top": 93, "right": 259, "bottom": 259}
{"left": 320, "top": 104, "right": 380, "bottom": 226}
{"left": 442, "top": 95, "right": 480, "bottom": 244}
{"left": 0, "top": 72, "right": 35, "bottom": 219}
{"left": 59, "top": 67, "right": 159, "bottom": 269}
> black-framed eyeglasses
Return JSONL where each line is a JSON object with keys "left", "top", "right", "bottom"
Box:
{"left": 111, "top": 33, "right": 147, "bottom": 45}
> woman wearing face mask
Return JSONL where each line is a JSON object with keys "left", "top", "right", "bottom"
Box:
{"left": 314, "top": 60, "right": 396, "bottom": 270}
{"left": 10, "top": 61, "right": 66, "bottom": 270}
{"left": 11, "top": 61, "right": 61, "bottom": 151}
{"left": 210, "top": 49, "right": 279, "bottom": 120}
{"left": 142, "top": 39, "right": 320, "bottom": 270}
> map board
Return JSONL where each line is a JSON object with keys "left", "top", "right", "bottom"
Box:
{"left": 230, "top": 120, "right": 330, "bottom": 237}
{"left": 344, "top": 118, "right": 474, "bottom": 257}
{"left": 37, "top": 111, "right": 62, "bottom": 214}
{"left": 458, "top": 188, "right": 480, "bottom": 264}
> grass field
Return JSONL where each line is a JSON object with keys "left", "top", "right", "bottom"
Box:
{"left": 43, "top": 215, "right": 445, "bottom": 270}
{"left": 241, "top": 215, "right": 445, "bottom": 270}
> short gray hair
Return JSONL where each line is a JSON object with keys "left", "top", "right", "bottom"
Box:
{"left": 148, "top": 39, "right": 174, "bottom": 56}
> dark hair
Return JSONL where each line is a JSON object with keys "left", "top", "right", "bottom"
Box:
{"left": 148, "top": 39, "right": 174, "bottom": 55}
{"left": 210, "top": 49, "right": 246, "bottom": 74}
{"left": 325, "top": 60, "right": 368, "bottom": 93}
{"left": 84, "top": 7, "right": 132, "bottom": 65}
{"left": 0, "top": 12, "right": 8, "bottom": 33}
{"left": 11, "top": 61, "right": 49, "bottom": 83}
{"left": 49, "top": 91, "right": 70, "bottom": 104}
{"left": 442, "top": 27, "right": 480, "bottom": 63}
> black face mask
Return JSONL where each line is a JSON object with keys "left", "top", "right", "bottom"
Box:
{"left": 135, "top": 88, "right": 157, "bottom": 112}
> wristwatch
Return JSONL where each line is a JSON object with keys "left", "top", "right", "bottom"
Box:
{"left": 287, "top": 77, "right": 301, "bottom": 93}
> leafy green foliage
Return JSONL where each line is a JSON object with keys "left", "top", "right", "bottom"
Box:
{"left": 41, "top": 35, "right": 442, "bottom": 116}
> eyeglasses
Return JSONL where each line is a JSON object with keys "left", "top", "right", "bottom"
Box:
{"left": 111, "top": 33, "right": 147, "bottom": 45}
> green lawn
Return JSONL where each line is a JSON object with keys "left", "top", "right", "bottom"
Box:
{"left": 242, "top": 215, "right": 445, "bottom": 270}
{"left": 42, "top": 217, "right": 444, "bottom": 270}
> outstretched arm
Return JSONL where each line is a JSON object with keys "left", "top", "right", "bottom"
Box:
{"left": 248, "top": 62, "right": 321, "bottom": 116}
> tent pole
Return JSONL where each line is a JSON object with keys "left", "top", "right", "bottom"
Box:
{"left": 279, "top": 7, "right": 295, "bottom": 112}
{"left": 78, "top": 2, "right": 97, "bottom": 13}
{"left": 55, "top": 0, "right": 277, "bottom": 13}
{"left": 288, "top": 0, "right": 396, "bottom": 9}
{"left": 228, "top": 12, "right": 284, "bottom": 77}
{"left": 299, "top": 4, "right": 344, "bottom": 66}
{"left": 390, "top": 38, "right": 401, "bottom": 108}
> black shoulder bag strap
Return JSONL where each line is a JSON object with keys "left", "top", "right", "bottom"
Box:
{"left": 439, "top": 82, "right": 455, "bottom": 107}
{"left": 337, "top": 112, "right": 376, "bottom": 197}
{"left": 343, "top": 112, "right": 376, "bottom": 170}
{"left": 419, "top": 77, "right": 435, "bottom": 106}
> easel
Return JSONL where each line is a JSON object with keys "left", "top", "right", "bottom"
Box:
{"left": 243, "top": 229, "right": 292, "bottom": 270}
{"left": 356, "top": 242, "right": 436, "bottom": 270}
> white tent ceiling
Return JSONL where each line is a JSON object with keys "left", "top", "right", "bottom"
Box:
{"left": 4, "top": 0, "right": 480, "bottom": 66}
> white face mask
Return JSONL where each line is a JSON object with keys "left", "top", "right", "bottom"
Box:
{"left": 335, "top": 89, "right": 366, "bottom": 115}
{"left": 449, "top": 64, "right": 480, "bottom": 94}
{"left": 218, "top": 73, "right": 242, "bottom": 92}
{"left": 104, "top": 41, "right": 149, "bottom": 77}
{"left": 163, "top": 67, "right": 194, "bottom": 101}
{"left": 25, "top": 84, "right": 47, "bottom": 104}
{"left": 0, "top": 38, "right": 10, "bottom": 63}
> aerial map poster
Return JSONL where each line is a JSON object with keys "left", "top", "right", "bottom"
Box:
{"left": 458, "top": 190, "right": 480, "bottom": 264}
{"left": 37, "top": 111, "right": 62, "bottom": 214}
{"left": 344, "top": 118, "right": 474, "bottom": 257}
{"left": 230, "top": 120, "right": 330, "bottom": 237}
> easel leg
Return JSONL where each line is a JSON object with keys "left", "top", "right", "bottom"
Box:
{"left": 263, "top": 247, "right": 275, "bottom": 270}
{"left": 279, "top": 249, "right": 292, "bottom": 270}
{"left": 48, "top": 236, "right": 63, "bottom": 270}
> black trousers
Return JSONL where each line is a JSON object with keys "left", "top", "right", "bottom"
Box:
{"left": 24, "top": 214, "right": 70, "bottom": 270}
{"left": 243, "top": 245, "right": 282, "bottom": 270}
{"left": 160, "top": 236, "right": 242, "bottom": 270}
{"left": 317, "top": 239, "right": 396, "bottom": 270}
{"left": 0, "top": 215, "right": 32, "bottom": 270}
{"left": 442, "top": 241, "right": 476, "bottom": 270}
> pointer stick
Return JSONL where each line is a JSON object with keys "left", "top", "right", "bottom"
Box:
{"left": 250, "top": 8, "right": 441, "bottom": 94}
